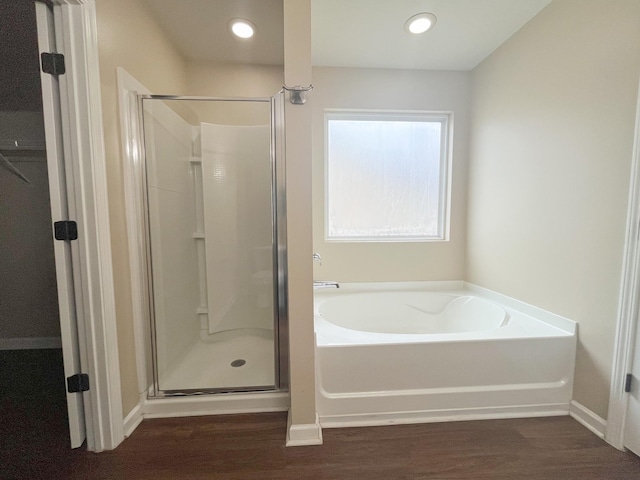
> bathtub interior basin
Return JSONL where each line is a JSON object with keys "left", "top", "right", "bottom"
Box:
{"left": 317, "top": 291, "right": 508, "bottom": 335}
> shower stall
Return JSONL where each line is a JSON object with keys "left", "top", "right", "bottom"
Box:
{"left": 138, "top": 94, "right": 287, "bottom": 397}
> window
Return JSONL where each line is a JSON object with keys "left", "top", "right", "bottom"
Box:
{"left": 325, "top": 110, "right": 451, "bottom": 242}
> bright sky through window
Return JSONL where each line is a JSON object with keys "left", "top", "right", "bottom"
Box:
{"left": 326, "top": 112, "right": 451, "bottom": 242}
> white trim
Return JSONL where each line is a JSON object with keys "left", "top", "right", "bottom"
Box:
{"left": 570, "top": 400, "right": 607, "bottom": 439}
{"left": 52, "top": 0, "right": 123, "bottom": 452}
{"left": 320, "top": 404, "right": 570, "bottom": 429}
{"left": 38, "top": 1, "right": 89, "bottom": 448}
{"left": 123, "top": 400, "right": 144, "bottom": 438}
{"left": 286, "top": 411, "right": 323, "bottom": 446}
{"left": 143, "top": 392, "right": 290, "bottom": 418}
{"left": 606, "top": 73, "right": 640, "bottom": 450}
{"left": 117, "top": 68, "right": 152, "bottom": 399}
{"left": 0, "top": 337, "right": 63, "bottom": 350}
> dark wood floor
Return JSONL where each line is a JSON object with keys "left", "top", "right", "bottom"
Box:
{"left": 2, "top": 350, "right": 640, "bottom": 479}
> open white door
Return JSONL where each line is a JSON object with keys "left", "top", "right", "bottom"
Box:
{"left": 625, "top": 320, "right": 640, "bottom": 456}
{"left": 35, "top": 1, "right": 86, "bottom": 449}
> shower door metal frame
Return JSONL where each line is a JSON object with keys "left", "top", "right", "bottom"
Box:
{"left": 137, "top": 94, "right": 287, "bottom": 398}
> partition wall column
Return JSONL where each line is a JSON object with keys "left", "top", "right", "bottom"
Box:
{"left": 283, "top": 0, "right": 321, "bottom": 445}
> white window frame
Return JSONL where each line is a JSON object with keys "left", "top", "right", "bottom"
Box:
{"left": 324, "top": 109, "right": 453, "bottom": 243}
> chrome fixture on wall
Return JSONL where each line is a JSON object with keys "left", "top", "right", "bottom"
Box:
{"left": 282, "top": 84, "right": 313, "bottom": 105}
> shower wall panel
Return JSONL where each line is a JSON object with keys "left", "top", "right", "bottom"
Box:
{"left": 143, "top": 101, "right": 200, "bottom": 378}
{"left": 200, "top": 122, "right": 273, "bottom": 335}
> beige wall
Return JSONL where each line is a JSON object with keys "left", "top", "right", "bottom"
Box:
{"left": 467, "top": 0, "right": 640, "bottom": 418}
{"left": 312, "top": 67, "right": 470, "bottom": 282}
{"left": 186, "top": 62, "right": 282, "bottom": 126}
{"left": 96, "top": 0, "right": 188, "bottom": 415}
{"left": 187, "top": 62, "right": 283, "bottom": 98}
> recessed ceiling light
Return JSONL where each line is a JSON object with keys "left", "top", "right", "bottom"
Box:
{"left": 229, "top": 18, "right": 256, "bottom": 39}
{"left": 404, "top": 13, "right": 437, "bottom": 35}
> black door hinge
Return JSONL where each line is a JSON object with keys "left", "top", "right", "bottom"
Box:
{"left": 41, "top": 52, "right": 65, "bottom": 75}
{"left": 67, "top": 373, "right": 90, "bottom": 393}
{"left": 625, "top": 373, "right": 633, "bottom": 393}
{"left": 54, "top": 220, "right": 78, "bottom": 241}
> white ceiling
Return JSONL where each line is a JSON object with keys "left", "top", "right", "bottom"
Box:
{"left": 312, "top": 0, "right": 552, "bottom": 70}
{"left": 143, "top": 0, "right": 552, "bottom": 71}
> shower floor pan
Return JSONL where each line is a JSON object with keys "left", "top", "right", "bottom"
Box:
{"left": 158, "top": 329, "right": 275, "bottom": 393}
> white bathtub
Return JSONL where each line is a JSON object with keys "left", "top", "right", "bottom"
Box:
{"left": 314, "top": 282, "right": 577, "bottom": 427}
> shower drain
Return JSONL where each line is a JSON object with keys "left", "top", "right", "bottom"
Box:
{"left": 231, "top": 359, "right": 246, "bottom": 368}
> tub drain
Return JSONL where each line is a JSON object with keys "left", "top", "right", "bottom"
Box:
{"left": 231, "top": 359, "right": 246, "bottom": 368}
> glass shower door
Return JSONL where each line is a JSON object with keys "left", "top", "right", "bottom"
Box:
{"left": 140, "top": 96, "right": 279, "bottom": 395}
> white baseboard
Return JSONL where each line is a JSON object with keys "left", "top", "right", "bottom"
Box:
{"left": 142, "top": 391, "right": 289, "bottom": 419}
{"left": 0, "top": 337, "right": 62, "bottom": 350}
{"left": 319, "top": 403, "right": 570, "bottom": 429}
{"left": 569, "top": 400, "right": 607, "bottom": 438}
{"left": 286, "top": 411, "right": 323, "bottom": 446}
{"left": 123, "top": 401, "right": 144, "bottom": 438}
